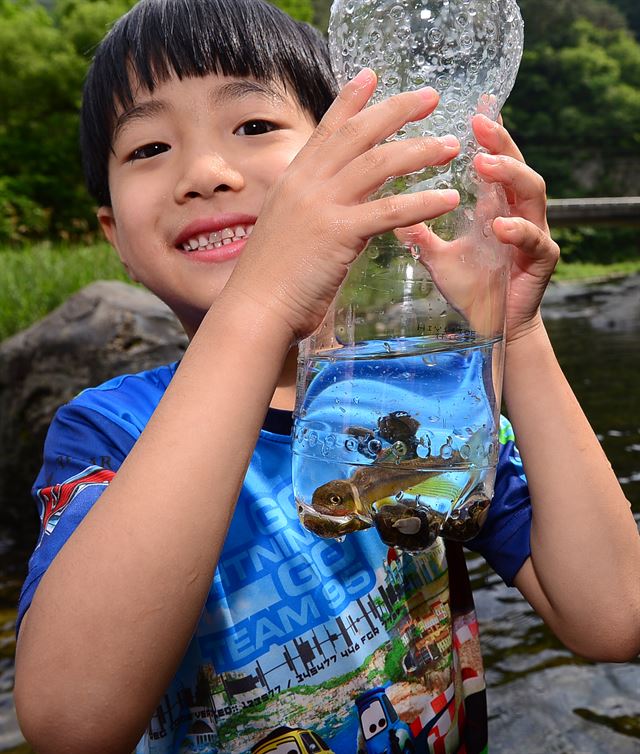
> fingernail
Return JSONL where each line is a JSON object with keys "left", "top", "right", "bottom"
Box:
{"left": 441, "top": 135, "right": 459, "bottom": 149}
{"left": 437, "top": 189, "right": 460, "bottom": 204}
{"left": 417, "top": 86, "right": 438, "bottom": 100}
{"left": 477, "top": 114, "right": 499, "bottom": 129}
{"left": 351, "top": 68, "right": 374, "bottom": 88}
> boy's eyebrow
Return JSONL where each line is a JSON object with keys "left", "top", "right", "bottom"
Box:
{"left": 113, "top": 100, "right": 169, "bottom": 141}
{"left": 210, "top": 80, "right": 288, "bottom": 108}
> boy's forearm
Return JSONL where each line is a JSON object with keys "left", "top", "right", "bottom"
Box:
{"left": 503, "top": 318, "right": 640, "bottom": 660}
{"left": 15, "top": 290, "right": 293, "bottom": 754}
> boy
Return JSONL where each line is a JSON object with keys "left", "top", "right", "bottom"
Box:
{"left": 14, "top": 0, "right": 640, "bottom": 752}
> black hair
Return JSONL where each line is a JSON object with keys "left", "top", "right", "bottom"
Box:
{"left": 80, "top": 0, "right": 338, "bottom": 206}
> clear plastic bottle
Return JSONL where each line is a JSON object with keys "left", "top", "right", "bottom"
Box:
{"left": 292, "top": 0, "right": 524, "bottom": 551}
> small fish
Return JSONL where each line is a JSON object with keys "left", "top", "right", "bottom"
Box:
{"left": 298, "top": 505, "right": 371, "bottom": 539}
{"left": 311, "top": 451, "right": 464, "bottom": 519}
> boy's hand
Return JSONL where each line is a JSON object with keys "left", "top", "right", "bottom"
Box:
{"left": 226, "top": 69, "right": 461, "bottom": 342}
{"left": 396, "top": 114, "right": 560, "bottom": 343}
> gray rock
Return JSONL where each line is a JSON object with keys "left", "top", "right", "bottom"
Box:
{"left": 0, "top": 281, "right": 188, "bottom": 541}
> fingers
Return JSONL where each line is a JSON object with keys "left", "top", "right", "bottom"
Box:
{"left": 472, "top": 113, "right": 524, "bottom": 162}
{"left": 356, "top": 190, "right": 460, "bottom": 238}
{"left": 338, "top": 135, "right": 460, "bottom": 200}
{"left": 305, "top": 68, "right": 379, "bottom": 148}
{"left": 307, "top": 77, "right": 441, "bottom": 176}
{"left": 494, "top": 217, "right": 560, "bottom": 266}
{"left": 474, "top": 153, "right": 549, "bottom": 230}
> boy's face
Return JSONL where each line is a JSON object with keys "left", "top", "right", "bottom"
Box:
{"left": 98, "top": 72, "right": 317, "bottom": 337}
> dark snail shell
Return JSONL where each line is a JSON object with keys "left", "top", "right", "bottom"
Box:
{"left": 441, "top": 493, "right": 491, "bottom": 542}
{"left": 373, "top": 502, "right": 443, "bottom": 552}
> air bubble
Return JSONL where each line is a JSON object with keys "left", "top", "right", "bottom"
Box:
{"left": 440, "top": 441, "right": 453, "bottom": 459}
{"left": 393, "top": 441, "right": 408, "bottom": 457}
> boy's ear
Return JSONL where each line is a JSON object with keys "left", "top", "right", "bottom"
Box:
{"left": 97, "top": 206, "right": 139, "bottom": 282}
{"left": 97, "top": 206, "right": 117, "bottom": 248}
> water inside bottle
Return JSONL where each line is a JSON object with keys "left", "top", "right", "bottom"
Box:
{"left": 292, "top": 333, "right": 502, "bottom": 551}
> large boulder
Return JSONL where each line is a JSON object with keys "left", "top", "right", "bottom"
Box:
{"left": 0, "top": 281, "right": 188, "bottom": 542}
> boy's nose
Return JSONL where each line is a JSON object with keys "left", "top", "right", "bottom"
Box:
{"left": 174, "top": 152, "right": 245, "bottom": 202}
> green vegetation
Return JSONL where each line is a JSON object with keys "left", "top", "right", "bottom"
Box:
{"left": 553, "top": 258, "right": 640, "bottom": 281}
{"left": 0, "top": 242, "right": 129, "bottom": 341}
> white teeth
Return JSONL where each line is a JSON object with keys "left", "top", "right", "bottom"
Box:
{"left": 181, "top": 224, "right": 255, "bottom": 252}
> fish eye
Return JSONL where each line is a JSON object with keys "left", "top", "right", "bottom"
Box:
{"left": 329, "top": 494, "right": 342, "bottom": 505}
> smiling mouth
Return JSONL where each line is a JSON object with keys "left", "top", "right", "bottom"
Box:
{"left": 180, "top": 224, "right": 254, "bottom": 252}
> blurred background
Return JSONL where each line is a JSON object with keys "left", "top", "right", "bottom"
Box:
{"left": 0, "top": 0, "right": 638, "bottom": 751}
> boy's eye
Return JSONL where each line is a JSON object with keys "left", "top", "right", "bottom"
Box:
{"left": 235, "top": 120, "right": 278, "bottom": 136}
{"left": 128, "top": 143, "right": 170, "bottom": 161}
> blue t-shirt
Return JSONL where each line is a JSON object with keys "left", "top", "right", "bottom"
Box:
{"left": 18, "top": 360, "right": 531, "bottom": 754}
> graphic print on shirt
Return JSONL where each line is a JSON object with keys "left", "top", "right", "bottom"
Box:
{"left": 34, "top": 465, "right": 115, "bottom": 542}
{"left": 145, "top": 509, "right": 485, "bottom": 754}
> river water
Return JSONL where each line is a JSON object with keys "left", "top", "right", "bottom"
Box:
{"left": 0, "top": 276, "right": 639, "bottom": 752}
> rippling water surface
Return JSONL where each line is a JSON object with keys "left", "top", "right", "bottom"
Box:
{"left": 0, "top": 277, "right": 639, "bottom": 752}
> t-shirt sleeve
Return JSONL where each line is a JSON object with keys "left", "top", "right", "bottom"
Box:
{"left": 464, "top": 417, "right": 532, "bottom": 586}
{"left": 16, "top": 400, "right": 137, "bottom": 633}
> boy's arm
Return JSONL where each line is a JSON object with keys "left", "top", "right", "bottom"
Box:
{"left": 14, "top": 72, "right": 462, "bottom": 754}
{"left": 505, "top": 321, "right": 640, "bottom": 662}
{"left": 472, "top": 118, "right": 640, "bottom": 661}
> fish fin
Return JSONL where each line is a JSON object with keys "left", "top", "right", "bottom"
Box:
{"left": 404, "top": 477, "right": 462, "bottom": 501}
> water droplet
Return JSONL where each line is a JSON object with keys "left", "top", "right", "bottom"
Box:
{"left": 345, "top": 437, "right": 358, "bottom": 452}
{"left": 383, "top": 342, "right": 392, "bottom": 352}
{"left": 429, "top": 415, "right": 440, "bottom": 423}
{"left": 410, "top": 244, "right": 421, "bottom": 260}
{"left": 460, "top": 444, "right": 471, "bottom": 460}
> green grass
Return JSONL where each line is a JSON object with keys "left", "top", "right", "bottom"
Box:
{"left": 0, "top": 242, "right": 130, "bottom": 341}
{"left": 552, "top": 258, "right": 640, "bottom": 281}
